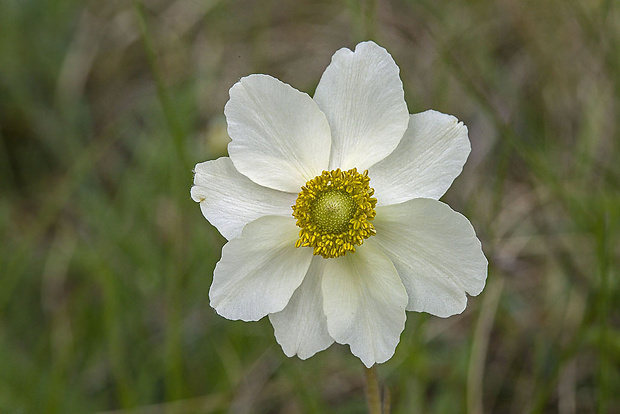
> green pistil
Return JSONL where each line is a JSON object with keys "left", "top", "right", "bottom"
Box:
{"left": 312, "top": 191, "right": 356, "bottom": 234}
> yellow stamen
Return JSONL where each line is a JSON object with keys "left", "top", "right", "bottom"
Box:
{"left": 292, "top": 168, "right": 377, "bottom": 258}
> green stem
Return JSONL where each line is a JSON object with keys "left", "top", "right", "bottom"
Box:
{"left": 382, "top": 384, "right": 391, "bottom": 413}
{"left": 596, "top": 208, "right": 611, "bottom": 413}
{"left": 364, "top": 365, "right": 382, "bottom": 414}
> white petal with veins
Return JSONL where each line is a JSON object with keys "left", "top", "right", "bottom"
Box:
{"left": 269, "top": 257, "right": 334, "bottom": 359}
{"left": 210, "top": 216, "right": 313, "bottom": 321}
{"left": 191, "top": 157, "right": 297, "bottom": 240}
{"left": 226, "top": 74, "right": 332, "bottom": 193}
{"left": 370, "top": 110, "right": 471, "bottom": 205}
{"left": 321, "top": 242, "right": 408, "bottom": 367}
{"left": 372, "top": 198, "right": 488, "bottom": 317}
{"left": 314, "top": 41, "right": 409, "bottom": 171}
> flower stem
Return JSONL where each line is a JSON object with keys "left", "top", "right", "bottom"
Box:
{"left": 364, "top": 365, "right": 382, "bottom": 414}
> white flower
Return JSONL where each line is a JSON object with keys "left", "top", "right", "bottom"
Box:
{"left": 191, "top": 41, "right": 488, "bottom": 368}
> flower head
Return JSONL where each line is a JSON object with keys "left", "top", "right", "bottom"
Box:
{"left": 191, "top": 41, "right": 488, "bottom": 367}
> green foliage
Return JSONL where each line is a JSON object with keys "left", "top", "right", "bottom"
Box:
{"left": 1, "top": 0, "right": 619, "bottom": 412}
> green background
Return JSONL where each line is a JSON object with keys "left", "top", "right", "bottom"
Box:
{"left": 1, "top": 0, "right": 619, "bottom": 412}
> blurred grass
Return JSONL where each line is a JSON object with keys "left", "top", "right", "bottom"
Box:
{"left": 1, "top": 0, "right": 619, "bottom": 412}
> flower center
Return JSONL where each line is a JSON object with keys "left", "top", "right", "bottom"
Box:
{"left": 292, "top": 168, "right": 377, "bottom": 259}
{"left": 312, "top": 190, "right": 356, "bottom": 234}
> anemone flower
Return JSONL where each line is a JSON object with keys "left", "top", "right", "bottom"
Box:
{"left": 191, "top": 41, "right": 488, "bottom": 368}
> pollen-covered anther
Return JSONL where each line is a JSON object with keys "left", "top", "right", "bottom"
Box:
{"left": 292, "top": 168, "right": 377, "bottom": 258}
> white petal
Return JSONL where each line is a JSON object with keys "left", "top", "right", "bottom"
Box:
{"left": 369, "top": 111, "right": 471, "bottom": 205}
{"left": 269, "top": 257, "right": 334, "bottom": 359}
{"left": 321, "top": 243, "right": 408, "bottom": 368}
{"left": 372, "top": 199, "right": 488, "bottom": 317}
{"left": 313, "top": 41, "right": 409, "bottom": 171}
{"left": 225, "top": 74, "right": 332, "bottom": 193}
{"left": 191, "top": 157, "right": 297, "bottom": 240}
{"left": 210, "top": 216, "right": 313, "bottom": 321}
